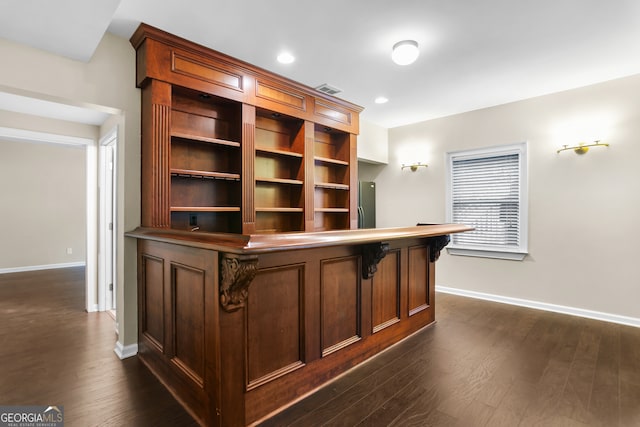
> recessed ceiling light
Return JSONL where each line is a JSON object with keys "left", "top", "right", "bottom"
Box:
{"left": 374, "top": 97, "right": 389, "bottom": 104}
{"left": 392, "top": 40, "right": 419, "bottom": 65}
{"left": 277, "top": 52, "right": 295, "bottom": 64}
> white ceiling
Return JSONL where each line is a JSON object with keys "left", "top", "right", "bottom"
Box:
{"left": 0, "top": 0, "right": 121, "bottom": 62}
{"left": 2, "top": 0, "right": 640, "bottom": 128}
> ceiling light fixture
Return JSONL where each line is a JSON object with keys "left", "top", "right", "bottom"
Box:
{"left": 374, "top": 96, "right": 389, "bottom": 104}
{"left": 392, "top": 40, "right": 419, "bottom": 65}
{"left": 277, "top": 52, "right": 295, "bottom": 64}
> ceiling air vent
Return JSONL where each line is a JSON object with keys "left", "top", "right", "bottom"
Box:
{"left": 314, "top": 83, "right": 342, "bottom": 96}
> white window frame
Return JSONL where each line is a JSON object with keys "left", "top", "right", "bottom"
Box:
{"left": 445, "top": 142, "right": 528, "bottom": 260}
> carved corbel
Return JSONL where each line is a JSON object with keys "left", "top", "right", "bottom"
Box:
{"left": 219, "top": 253, "right": 259, "bottom": 312}
{"left": 362, "top": 242, "right": 390, "bottom": 279}
{"left": 426, "top": 235, "right": 451, "bottom": 262}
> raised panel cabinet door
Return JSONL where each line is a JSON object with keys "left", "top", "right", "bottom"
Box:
{"left": 246, "top": 264, "right": 305, "bottom": 390}
{"left": 171, "top": 263, "right": 207, "bottom": 386}
{"left": 408, "top": 245, "right": 429, "bottom": 316}
{"left": 140, "top": 254, "right": 165, "bottom": 351}
{"left": 371, "top": 250, "right": 401, "bottom": 333}
{"left": 320, "top": 256, "right": 361, "bottom": 356}
{"left": 136, "top": 239, "right": 220, "bottom": 426}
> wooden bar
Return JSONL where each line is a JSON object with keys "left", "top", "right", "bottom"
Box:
{"left": 129, "top": 23, "right": 472, "bottom": 427}
{"left": 126, "top": 224, "right": 471, "bottom": 426}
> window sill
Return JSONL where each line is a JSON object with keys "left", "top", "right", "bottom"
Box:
{"left": 446, "top": 247, "right": 527, "bottom": 261}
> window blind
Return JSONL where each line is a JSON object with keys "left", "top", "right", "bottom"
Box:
{"left": 451, "top": 152, "right": 521, "bottom": 249}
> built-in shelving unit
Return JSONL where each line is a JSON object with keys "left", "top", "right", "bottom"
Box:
{"left": 169, "top": 86, "right": 242, "bottom": 232}
{"left": 254, "top": 109, "right": 305, "bottom": 232}
{"left": 134, "top": 23, "right": 362, "bottom": 234}
{"left": 313, "top": 125, "right": 351, "bottom": 231}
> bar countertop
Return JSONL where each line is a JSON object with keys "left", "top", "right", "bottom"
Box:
{"left": 125, "top": 224, "right": 473, "bottom": 255}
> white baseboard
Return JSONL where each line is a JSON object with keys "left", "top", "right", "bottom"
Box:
{"left": 436, "top": 285, "right": 640, "bottom": 328}
{"left": 114, "top": 341, "right": 138, "bottom": 359}
{"left": 86, "top": 304, "right": 99, "bottom": 313}
{"left": 0, "top": 262, "right": 86, "bottom": 274}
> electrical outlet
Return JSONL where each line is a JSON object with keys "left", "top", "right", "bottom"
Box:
{"left": 66, "top": 247, "right": 73, "bottom": 255}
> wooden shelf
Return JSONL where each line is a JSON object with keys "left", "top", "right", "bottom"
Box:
{"left": 256, "top": 177, "right": 304, "bottom": 185}
{"left": 170, "top": 206, "right": 241, "bottom": 212}
{"left": 171, "top": 169, "right": 241, "bottom": 180}
{"left": 256, "top": 207, "right": 304, "bottom": 213}
{"left": 171, "top": 131, "right": 240, "bottom": 148}
{"left": 139, "top": 28, "right": 359, "bottom": 235}
{"left": 314, "top": 156, "right": 349, "bottom": 166}
{"left": 256, "top": 147, "right": 303, "bottom": 158}
{"left": 314, "top": 208, "right": 349, "bottom": 213}
{"left": 315, "top": 182, "right": 349, "bottom": 190}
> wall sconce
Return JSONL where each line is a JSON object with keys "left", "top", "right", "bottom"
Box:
{"left": 557, "top": 140, "right": 609, "bottom": 155}
{"left": 401, "top": 162, "right": 428, "bottom": 172}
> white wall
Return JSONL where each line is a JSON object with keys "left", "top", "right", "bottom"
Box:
{"left": 0, "top": 33, "right": 140, "bottom": 348}
{"left": 377, "top": 74, "right": 640, "bottom": 320}
{"left": 358, "top": 119, "right": 388, "bottom": 164}
{"left": 358, "top": 161, "right": 385, "bottom": 183}
{"left": 0, "top": 137, "right": 86, "bottom": 269}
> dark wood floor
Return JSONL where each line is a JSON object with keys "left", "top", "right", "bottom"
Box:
{"left": 1, "top": 267, "right": 639, "bottom": 426}
{"left": 264, "top": 294, "right": 640, "bottom": 427}
{"left": 0, "top": 267, "right": 197, "bottom": 427}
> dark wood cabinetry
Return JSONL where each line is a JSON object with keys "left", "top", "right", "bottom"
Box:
{"left": 132, "top": 23, "right": 362, "bottom": 235}
{"left": 129, "top": 225, "right": 471, "bottom": 426}
{"left": 130, "top": 23, "right": 472, "bottom": 427}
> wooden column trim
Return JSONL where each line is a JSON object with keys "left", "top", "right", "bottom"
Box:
{"left": 219, "top": 253, "right": 259, "bottom": 312}
{"left": 348, "top": 133, "right": 358, "bottom": 229}
{"left": 304, "top": 121, "right": 315, "bottom": 231}
{"left": 152, "top": 103, "right": 171, "bottom": 228}
{"left": 242, "top": 104, "right": 256, "bottom": 234}
{"left": 141, "top": 79, "right": 172, "bottom": 228}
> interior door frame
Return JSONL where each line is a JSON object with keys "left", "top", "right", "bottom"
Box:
{"left": 98, "top": 127, "right": 117, "bottom": 312}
